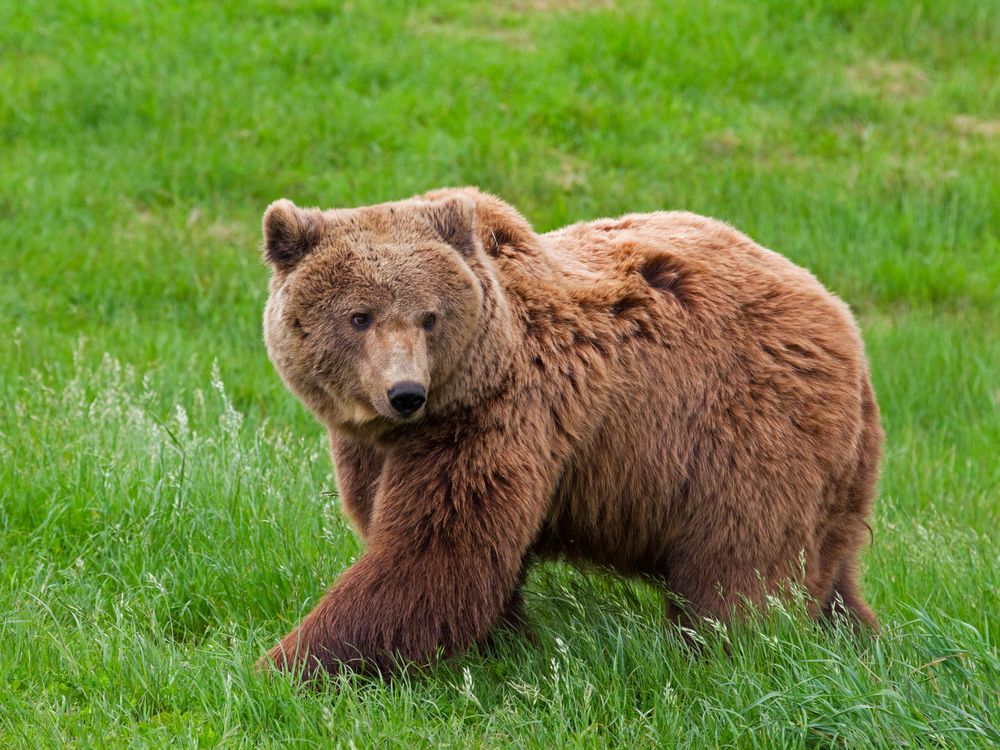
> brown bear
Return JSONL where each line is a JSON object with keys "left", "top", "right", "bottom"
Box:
{"left": 259, "top": 187, "right": 882, "bottom": 679}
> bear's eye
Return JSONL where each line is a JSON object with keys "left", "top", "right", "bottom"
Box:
{"left": 422, "top": 312, "right": 437, "bottom": 331}
{"left": 350, "top": 313, "right": 372, "bottom": 331}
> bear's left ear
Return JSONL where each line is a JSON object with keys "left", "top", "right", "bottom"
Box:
{"left": 421, "top": 195, "right": 477, "bottom": 257}
{"left": 262, "top": 199, "right": 325, "bottom": 270}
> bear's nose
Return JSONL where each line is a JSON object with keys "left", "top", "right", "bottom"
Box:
{"left": 387, "top": 382, "right": 426, "bottom": 417}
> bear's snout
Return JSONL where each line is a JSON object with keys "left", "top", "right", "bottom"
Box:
{"left": 387, "top": 381, "right": 426, "bottom": 418}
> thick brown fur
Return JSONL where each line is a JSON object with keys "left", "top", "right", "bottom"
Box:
{"left": 258, "top": 188, "right": 882, "bottom": 679}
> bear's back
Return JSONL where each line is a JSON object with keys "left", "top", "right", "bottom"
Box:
{"left": 542, "top": 211, "right": 815, "bottom": 292}
{"left": 536, "top": 210, "right": 857, "bottom": 337}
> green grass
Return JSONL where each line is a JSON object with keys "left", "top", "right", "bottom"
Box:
{"left": 1, "top": 0, "right": 997, "bottom": 746}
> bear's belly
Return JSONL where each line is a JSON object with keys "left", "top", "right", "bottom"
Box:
{"left": 534, "top": 441, "right": 685, "bottom": 576}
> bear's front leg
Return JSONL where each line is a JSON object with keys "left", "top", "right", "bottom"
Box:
{"left": 263, "top": 436, "right": 549, "bottom": 679}
{"left": 327, "top": 435, "right": 384, "bottom": 539}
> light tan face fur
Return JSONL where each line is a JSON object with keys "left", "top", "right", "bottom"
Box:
{"left": 262, "top": 199, "right": 482, "bottom": 431}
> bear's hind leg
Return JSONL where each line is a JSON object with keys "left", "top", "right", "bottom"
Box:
{"left": 820, "top": 382, "right": 881, "bottom": 633}
{"left": 821, "top": 561, "right": 878, "bottom": 632}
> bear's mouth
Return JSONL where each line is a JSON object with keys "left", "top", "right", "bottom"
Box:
{"left": 317, "top": 382, "right": 381, "bottom": 426}
{"left": 346, "top": 400, "right": 381, "bottom": 424}
{"left": 373, "top": 401, "right": 425, "bottom": 424}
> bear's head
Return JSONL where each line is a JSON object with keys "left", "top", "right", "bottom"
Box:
{"left": 261, "top": 195, "right": 489, "bottom": 433}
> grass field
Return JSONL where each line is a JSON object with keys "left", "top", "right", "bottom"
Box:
{"left": 1, "top": 0, "right": 998, "bottom": 746}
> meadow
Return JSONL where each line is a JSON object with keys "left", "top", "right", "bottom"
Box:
{"left": 1, "top": 0, "right": 997, "bottom": 746}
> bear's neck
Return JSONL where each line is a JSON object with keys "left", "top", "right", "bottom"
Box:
{"left": 435, "top": 254, "right": 519, "bottom": 415}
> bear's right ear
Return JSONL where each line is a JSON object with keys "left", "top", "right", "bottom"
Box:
{"left": 262, "top": 199, "right": 324, "bottom": 270}
{"left": 421, "top": 195, "right": 478, "bottom": 257}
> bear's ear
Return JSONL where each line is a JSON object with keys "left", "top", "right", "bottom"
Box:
{"left": 421, "top": 195, "right": 477, "bottom": 257}
{"left": 262, "top": 199, "right": 324, "bottom": 270}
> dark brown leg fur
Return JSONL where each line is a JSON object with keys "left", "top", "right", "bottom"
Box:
{"left": 822, "top": 564, "right": 878, "bottom": 630}
{"left": 484, "top": 584, "right": 537, "bottom": 651}
{"left": 262, "top": 429, "right": 549, "bottom": 679}
{"left": 328, "top": 437, "right": 384, "bottom": 539}
{"left": 821, "top": 377, "right": 881, "bottom": 631}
